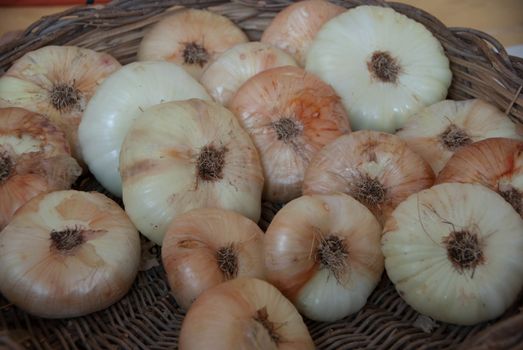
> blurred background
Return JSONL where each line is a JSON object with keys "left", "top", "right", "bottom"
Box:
{"left": 0, "top": 0, "right": 522, "bottom": 55}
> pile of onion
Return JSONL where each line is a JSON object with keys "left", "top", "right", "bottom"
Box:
{"left": 0, "top": 107, "right": 81, "bottom": 230}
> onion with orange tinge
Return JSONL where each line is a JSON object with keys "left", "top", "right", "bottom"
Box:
{"left": 230, "top": 65, "right": 350, "bottom": 203}
{"left": 138, "top": 9, "right": 248, "bottom": 79}
{"left": 162, "top": 208, "right": 265, "bottom": 310}
{"left": 0, "top": 107, "right": 81, "bottom": 230}
{"left": 396, "top": 99, "right": 523, "bottom": 174}
{"left": 303, "top": 130, "right": 434, "bottom": 224}
{"left": 437, "top": 137, "right": 523, "bottom": 217}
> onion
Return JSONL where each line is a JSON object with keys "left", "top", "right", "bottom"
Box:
{"left": 229, "top": 65, "right": 350, "bottom": 203}
{"left": 0, "top": 107, "right": 81, "bottom": 230}
{"left": 78, "top": 61, "right": 210, "bottom": 197}
{"left": 120, "top": 99, "right": 264, "bottom": 245}
{"left": 436, "top": 138, "right": 523, "bottom": 217}
{"left": 179, "top": 278, "right": 314, "bottom": 350}
{"left": 306, "top": 5, "right": 452, "bottom": 132}
{"left": 0, "top": 46, "right": 121, "bottom": 162}
{"left": 138, "top": 9, "right": 248, "bottom": 79}
{"left": 264, "top": 193, "right": 383, "bottom": 322}
{"left": 303, "top": 130, "right": 434, "bottom": 224}
{"left": 162, "top": 208, "right": 265, "bottom": 310}
{"left": 200, "top": 42, "right": 298, "bottom": 106}
{"left": 382, "top": 183, "right": 523, "bottom": 325}
{"left": 0, "top": 190, "right": 141, "bottom": 318}
{"left": 396, "top": 99, "right": 523, "bottom": 174}
{"left": 261, "top": 0, "right": 345, "bottom": 66}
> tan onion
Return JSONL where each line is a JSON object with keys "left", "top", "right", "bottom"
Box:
{"left": 303, "top": 130, "right": 434, "bottom": 224}
{"left": 200, "top": 42, "right": 298, "bottom": 106}
{"left": 162, "top": 208, "right": 265, "bottom": 310}
{"left": 264, "top": 193, "right": 383, "bottom": 322}
{"left": 0, "top": 190, "right": 141, "bottom": 318}
{"left": 230, "top": 65, "right": 350, "bottom": 203}
{"left": 120, "top": 99, "right": 264, "bottom": 245}
{"left": 0, "top": 107, "right": 81, "bottom": 230}
{"left": 261, "top": 0, "right": 345, "bottom": 66}
{"left": 437, "top": 137, "right": 523, "bottom": 217}
{"left": 396, "top": 99, "right": 523, "bottom": 174}
{"left": 179, "top": 278, "right": 315, "bottom": 350}
{"left": 138, "top": 9, "right": 248, "bottom": 79}
{"left": 0, "top": 46, "right": 121, "bottom": 162}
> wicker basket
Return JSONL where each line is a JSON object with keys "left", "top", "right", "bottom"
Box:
{"left": 1, "top": 0, "right": 522, "bottom": 349}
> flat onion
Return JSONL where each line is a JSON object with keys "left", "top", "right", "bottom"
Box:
{"left": 0, "top": 46, "right": 121, "bottom": 162}
{"left": 78, "top": 61, "right": 211, "bottom": 197}
{"left": 396, "top": 99, "right": 523, "bottom": 174}
{"left": 200, "top": 42, "right": 298, "bottom": 106}
{"left": 138, "top": 9, "right": 248, "bottom": 79}
{"left": 179, "top": 278, "right": 314, "bottom": 350}
{"left": 0, "top": 107, "right": 81, "bottom": 230}
{"left": 261, "top": 0, "right": 345, "bottom": 66}
{"left": 0, "top": 190, "right": 141, "bottom": 318}
{"left": 120, "top": 99, "right": 263, "bottom": 245}
{"left": 303, "top": 131, "right": 434, "bottom": 224}
{"left": 382, "top": 183, "right": 523, "bottom": 325}
{"left": 162, "top": 208, "right": 265, "bottom": 310}
{"left": 229, "top": 65, "right": 350, "bottom": 202}
{"left": 437, "top": 138, "right": 523, "bottom": 217}
{"left": 306, "top": 5, "right": 452, "bottom": 132}
{"left": 264, "top": 193, "right": 383, "bottom": 322}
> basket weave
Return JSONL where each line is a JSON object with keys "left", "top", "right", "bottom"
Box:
{"left": 1, "top": 1, "right": 522, "bottom": 349}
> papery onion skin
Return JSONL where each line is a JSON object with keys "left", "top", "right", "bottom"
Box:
{"left": 261, "top": 0, "right": 345, "bottom": 66}
{"left": 306, "top": 5, "right": 452, "bottom": 132}
{"left": 397, "top": 99, "right": 523, "bottom": 174}
{"left": 138, "top": 9, "right": 248, "bottom": 79}
{"left": 179, "top": 278, "right": 314, "bottom": 350}
{"left": 0, "top": 190, "right": 141, "bottom": 318}
{"left": 78, "top": 61, "right": 211, "bottom": 197}
{"left": 162, "top": 208, "right": 265, "bottom": 310}
{"left": 230, "top": 65, "right": 350, "bottom": 203}
{"left": 436, "top": 138, "right": 523, "bottom": 217}
{"left": 303, "top": 130, "right": 434, "bottom": 224}
{"left": 0, "top": 46, "right": 121, "bottom": 162}
{"left": 0, "top": 107, "right": 81, "bottom": 230}
{"left": 200, "top": 42, "right": 298, "bottom": 106}
{"left": 382, "top": 183, "right": 523, "bottom": 325}
{"left": 264, "top": 193, "right": 383, "bottom": 322}
{"left": 120, "top": 99, "right": 263, "bottom": 245}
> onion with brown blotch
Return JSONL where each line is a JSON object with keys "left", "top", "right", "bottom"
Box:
{"left": 120, "top": 99, "right": 264, "bottom": 245}
{"left": 0, "top": 46, "right": 121, "bottom": 162}
{"left": 0, "top": 107, "right": 81, "bottom": 230}
{"left": 437, "top": 137, "right": 523, "bottom": 217}
{"left": 179, "top": 278, "right": 314, "bottom": 350}
{"left": 261, "top": 0, "right": 345, "bottom": 66}
{"left": 264, "top": 193, "right": 383, "bottom": 322}
{"left": 229, "top": 65, "right": 350, "bottom": 203}
{"left": 0, "top": 190, "right": 141, "bottom": 319}
{"left": 303, "top": 130, "right": 434, "bottom": 224}
{"left": 138, "top": 9, "right": 248, "bottom": 79}
{"left": 162, "top": 208, "right": 265, "bottom": 310}
{"left": 396, "top": 99, "right": 523, "bottom": 174}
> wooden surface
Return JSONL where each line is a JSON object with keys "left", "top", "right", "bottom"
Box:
{"left": 0, "top": 1, "right": 522, "bottom": 48}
